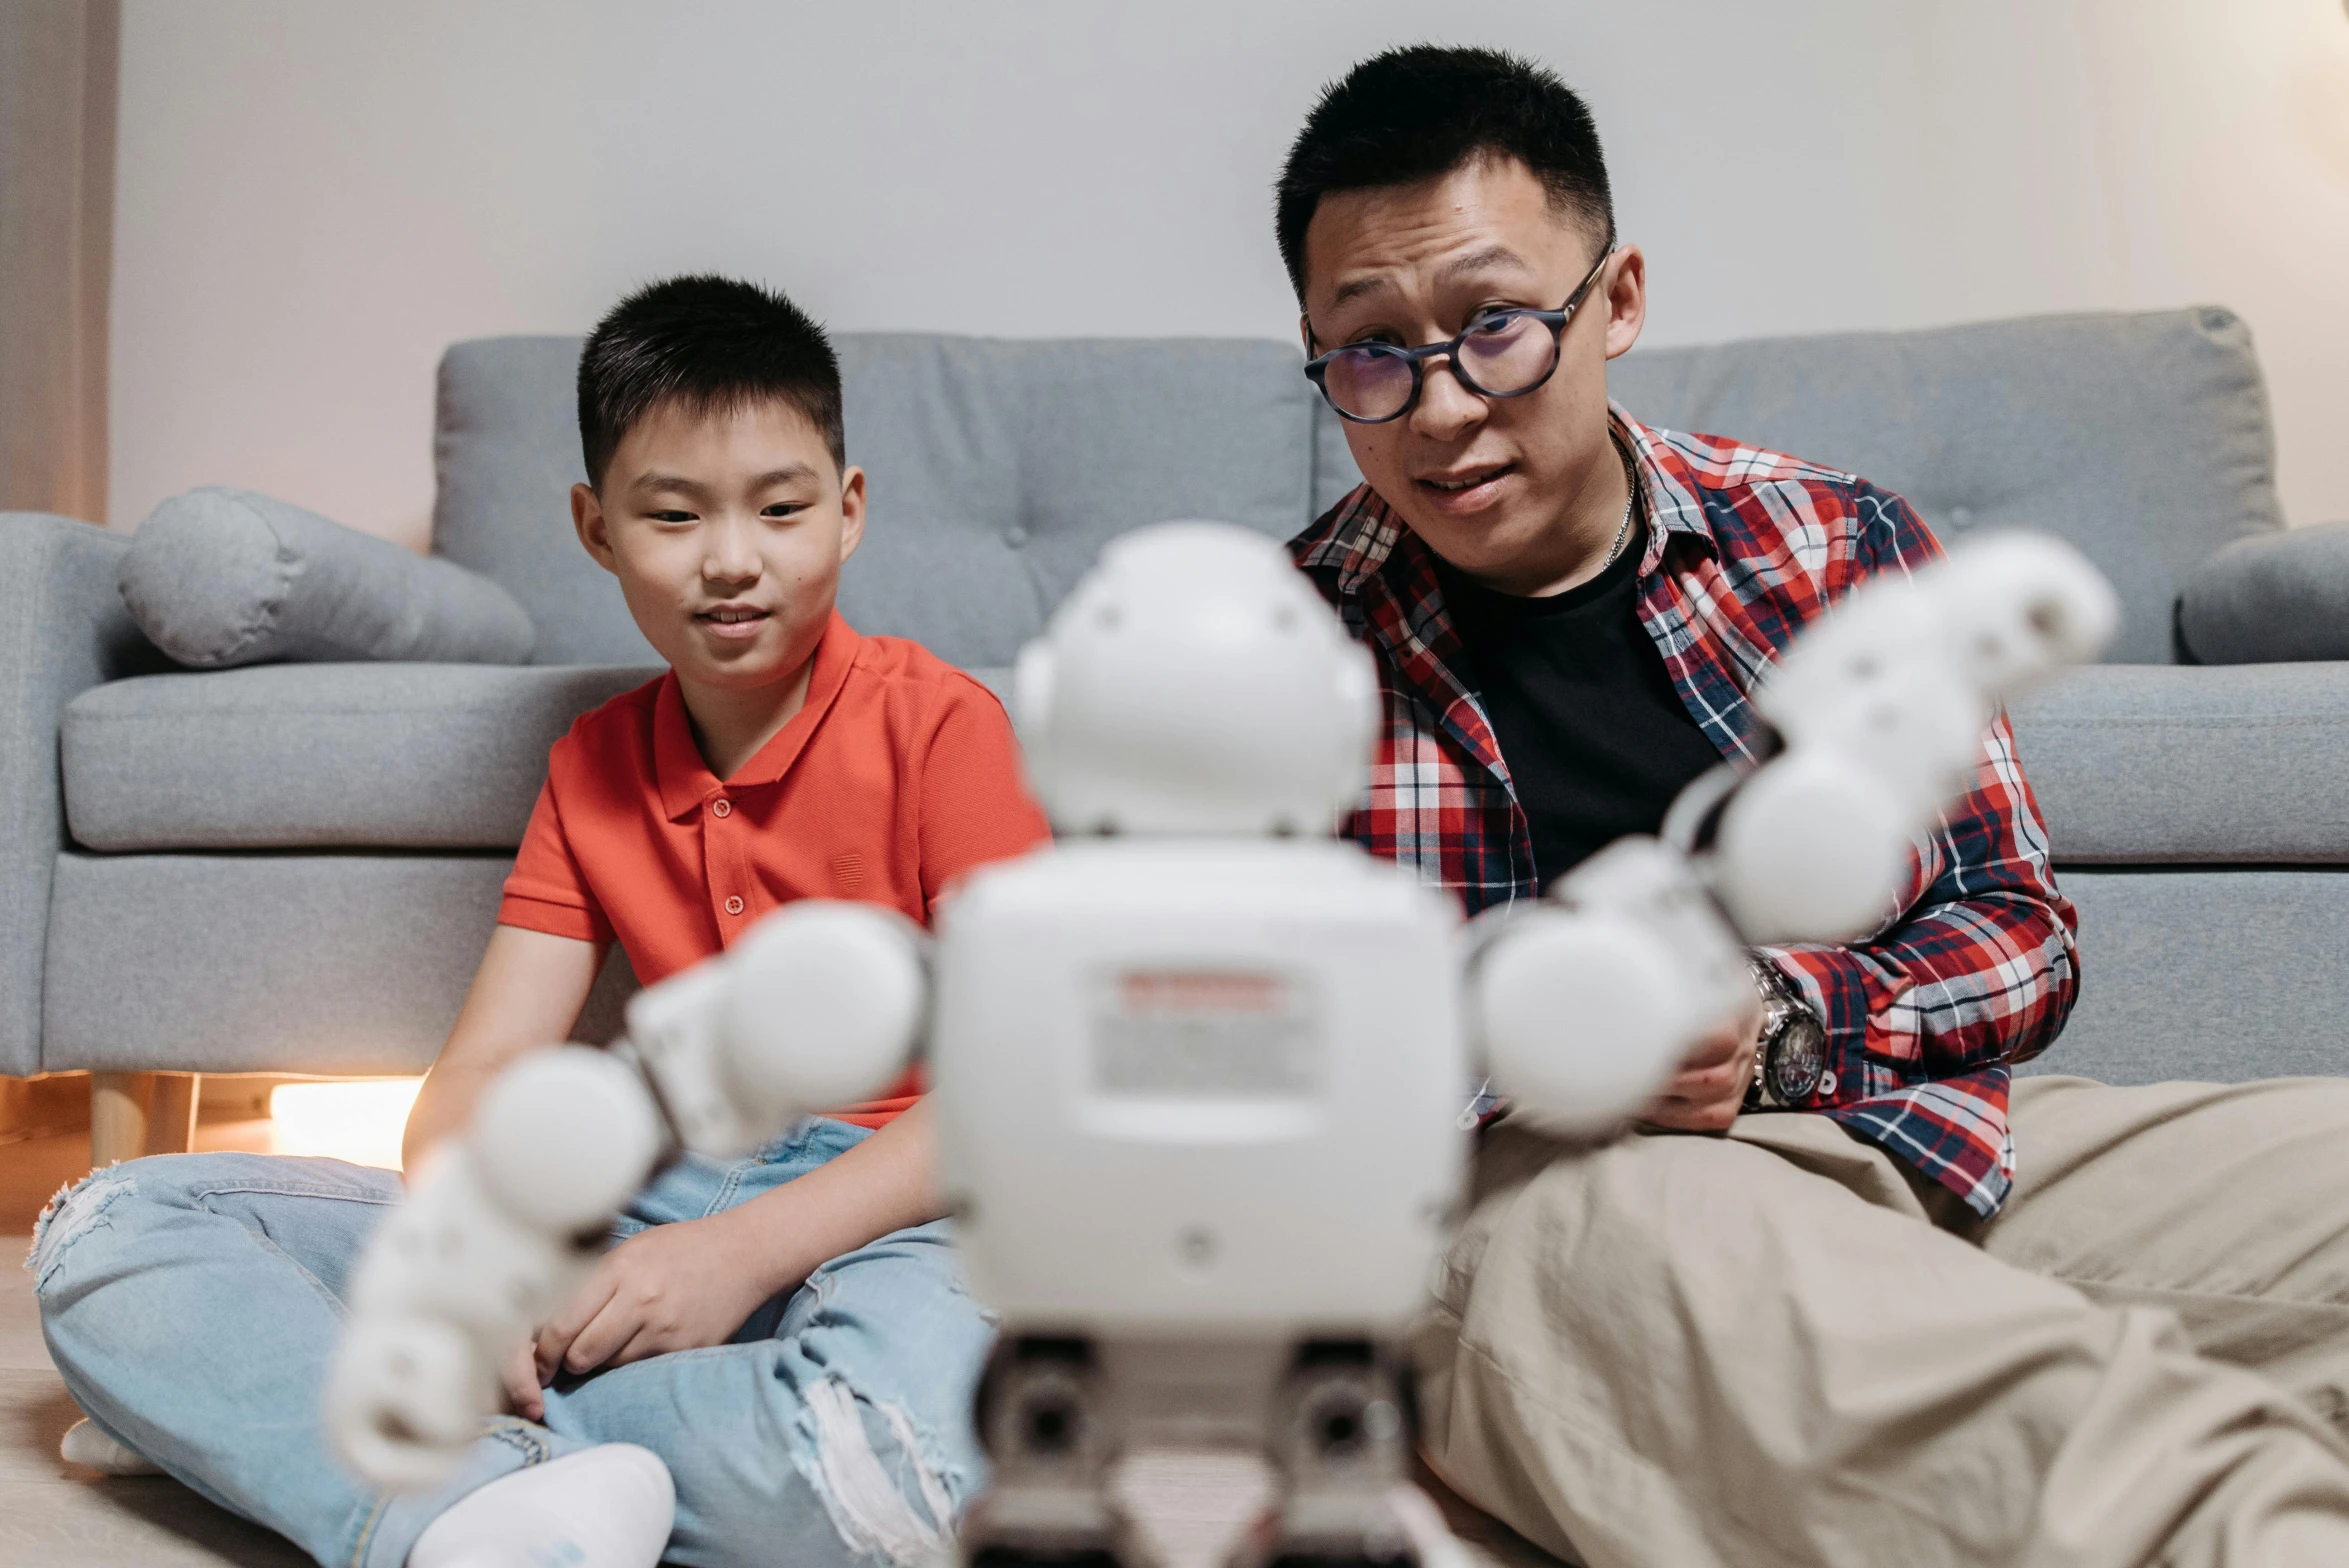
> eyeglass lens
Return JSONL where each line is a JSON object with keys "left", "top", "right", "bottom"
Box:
{"left": 1457, "top": 314, "right": 1558, "bottom": 397}
{"left": 1319, "top": 349, "right": 1417, "bottom": 422}
{"left": 1319, "top": 312, "right": 1558, "bottom": 422}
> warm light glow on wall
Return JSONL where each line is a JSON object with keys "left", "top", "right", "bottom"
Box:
{"left": 268, "top": 1079, "right": 422, "bottom": 1169}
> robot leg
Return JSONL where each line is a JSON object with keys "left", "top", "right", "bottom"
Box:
{"left": 962, "top": 1335, "right": 1456, "bottom": 1568}
{"left": 963, "top": 1335, "right": 1124, "bottom": 1568}
{"left": 1264, "top": 1340, "right": 1450, "bottom": 1568}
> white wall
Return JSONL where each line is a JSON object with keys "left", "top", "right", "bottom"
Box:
{"left": 111, "top": 0, "right": 2349, "bottom": 550}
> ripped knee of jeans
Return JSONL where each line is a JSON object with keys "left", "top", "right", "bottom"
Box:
{"left": 25, "top": 1166, "right": 139, "bottom": 1295}
{"left": 799, "top": 1376, "right": 966, "bottom": 1567}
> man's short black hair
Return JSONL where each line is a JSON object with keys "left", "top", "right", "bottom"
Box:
{"left": 1275, "top": 46, "right": 1615, "bottom": 302}
{"left": 577, "top": 274, "right": 844, "bottom": 487}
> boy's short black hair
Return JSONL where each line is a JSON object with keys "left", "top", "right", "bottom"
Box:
{"left": 577, "top": 274, "right": 844, "bottom": 487}
{"left": 1275, "top": 46, "right": 1615, "bottom": 302}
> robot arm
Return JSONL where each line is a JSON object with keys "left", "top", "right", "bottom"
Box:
{"left": 326, "top": 900, "right": 930, "bottom": 1489}
{"left": 1469, "top": 532, "right": 2116, "bottom": 1136}
{"left": 1704, "top": 531, "right": 2115, "bottom": 945}
{"left": 626, "top": 900, "right": 931, "bottom": 1159}
{"left": 327, "top": 1047, "right": 665, "bottom": 1489}
{"left": 1465, "top": 836, "right": 1753, "bottom": 1137}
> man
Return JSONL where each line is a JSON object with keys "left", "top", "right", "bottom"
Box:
{"left": 1278, "top": 45, "right": 2349, "bottom": 1568}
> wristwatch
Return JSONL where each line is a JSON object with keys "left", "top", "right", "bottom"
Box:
{"left": 1744, "top": 957, "right": 1829, "bottom": 1111}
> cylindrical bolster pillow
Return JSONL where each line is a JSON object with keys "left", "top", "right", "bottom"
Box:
{"left": 120, "top": 486, "right": 536, "bottom": 668}
{"left": 2178, "top": 521, "right": 2349, "bottom": 665}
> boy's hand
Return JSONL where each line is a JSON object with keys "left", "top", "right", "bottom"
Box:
{"left": 506, "top": 1101, "right": 943, "bottom": 1406}
{"left": 531, "top": 1213, "right": 785, "bottom": 1383}
{"left": 503, "top": 1338, "right": 547, "bottom": 1422}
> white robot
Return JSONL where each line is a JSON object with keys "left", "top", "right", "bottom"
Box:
{"left": 326, "top": 521, "right": 2115, "bottom": 1568}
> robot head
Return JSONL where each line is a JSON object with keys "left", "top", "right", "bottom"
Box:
{"left": 1015, "top": 521, "right": 1380, "bottom": 837}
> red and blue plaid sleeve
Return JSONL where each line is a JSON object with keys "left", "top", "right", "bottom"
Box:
{"left": 1757, "top": 484, "right": 2080, "bottom": 1215}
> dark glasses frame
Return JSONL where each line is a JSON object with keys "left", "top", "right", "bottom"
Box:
{"left": 1303, "top": 243, "right": 1619, "bottom": 425}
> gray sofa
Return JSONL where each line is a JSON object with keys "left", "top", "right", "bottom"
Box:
{"left": 6, "top": 307, "right": 2344, "bottom": 1163}
{"left": 1606, "top": 308, "right": 2349, "bottom": 1085}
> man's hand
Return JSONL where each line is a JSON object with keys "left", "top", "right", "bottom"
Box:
{"left": 1638, "top": 998, "right": 1765, "bottom": 1134}
{"left": 528, "top": 1212, "right": 782, "bottom": 1388}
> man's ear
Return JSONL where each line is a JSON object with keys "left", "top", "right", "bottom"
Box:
{"left": 836, "top": 465, "right": 868, "bottom": 564}
{"left": 1298, "top": 312, "right": 1315, "bottom": 356}
{"left": 571, "top": 482, "right": 619, "bottom": 575}
{"left": 1601, "top": 245, "right": 1648, "bottom": 363}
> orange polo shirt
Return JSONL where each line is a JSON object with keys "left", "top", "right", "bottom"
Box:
{"left": 498, "top": 611, "right": 1051, "bottom": 1126}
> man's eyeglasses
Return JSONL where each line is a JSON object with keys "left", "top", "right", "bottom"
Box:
{"left": 1303, "top": 245, "right": 1617, "bottom": 425}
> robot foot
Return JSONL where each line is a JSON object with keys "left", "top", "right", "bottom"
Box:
{"left": 1247, "top": 1344, "right": 1452, "bottom": 1568}
{"left": 963, "top": 1337, "right": 1128, "bottom": 1567}
{"left": 962, "top": 1337, "right": 1462, "bottom": 1568}
{"left": 964, "top": 1531, "right": 1126, "bottom": 1568}
{"left": 1252, "top": 1486, "right": 1450, "bottom": 1568}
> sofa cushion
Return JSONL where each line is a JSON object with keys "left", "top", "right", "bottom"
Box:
{"left": 62, "top": 663, "right": 658, "bottom": 851}
{"left": 2021, "top": 868, "right": 2349, "bottom": 1084}
{"left": 2006, "top": 663, "right": 2349, "bottom": 864}
{"left": 1607, "top": 308, "right": 2285, "bottom": 664}
{"left": 1311, "top": 401, "right": 1367, "bottom": 521}
{"left": 2177, "top": 521, "right": 2349, "bottom": 665}
{"left": 829, "top": 335, "right": 1320, "bottom": 671}
{"left": 41, "top": 851, "right": 638, "bottom": 1074}
{"left": 121, "top": 486, "right": 536, "bottom": 668}
{"left": 431, "top": 333, "right": 1328, "bottom": 670}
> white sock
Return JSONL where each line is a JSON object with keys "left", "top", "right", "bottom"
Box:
{"left": 60, "top": 1417, "right": 163, "bottom": 1476}
{"left": 408, "top": 1442, "right": 675, "bottom": 1568}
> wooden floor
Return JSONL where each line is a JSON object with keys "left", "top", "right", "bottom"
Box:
{"left": 0, "top": 1123, "right": 1559, "bottom": 1568}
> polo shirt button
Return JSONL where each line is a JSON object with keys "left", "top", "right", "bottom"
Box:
{"left": 711, "top": 798, "right": 732, "bottom": 818}
{"left": 1004, "top": 525, "right": 1029, "bottom": 548}
{"left": 724, "top": 895, "right": 745, "bottom": 916}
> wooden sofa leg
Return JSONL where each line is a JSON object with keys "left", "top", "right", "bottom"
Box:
{"left": 90, "top": 1072, "right": 200, "bottom": 1167}
{"left": 89, "top": 1072, "right": 156, "bottom": 1168}
{"left": 147, "top": 1073, "right": 199, "bottom": 1155}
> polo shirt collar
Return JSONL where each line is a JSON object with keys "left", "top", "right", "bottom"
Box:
{"left": 654, "top": 610, "right": 863, "bottom": 820}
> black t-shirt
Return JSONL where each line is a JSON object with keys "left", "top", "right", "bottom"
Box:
{"left": 1435, "top": 528, "right": 1723, "bottom": 891}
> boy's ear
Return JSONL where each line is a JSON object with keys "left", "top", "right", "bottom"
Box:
{"left": 836, "top": 465, "right": 868, "bottom": 565}
{"left": 571, "top": 482, "right": 619, "bottom": 575}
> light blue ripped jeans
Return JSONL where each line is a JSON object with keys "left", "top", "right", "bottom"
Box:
{"left": 29, "top": 1117, "right": 994, "bottom": 1568}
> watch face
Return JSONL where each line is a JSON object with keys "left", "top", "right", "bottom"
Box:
{"left": 1767, "top": 1016, "right": 1829, "bottom": 1104}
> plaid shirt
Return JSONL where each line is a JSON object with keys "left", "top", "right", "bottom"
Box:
{"left": 1289, "top": 407, "right": 2079, "bottom": 1217}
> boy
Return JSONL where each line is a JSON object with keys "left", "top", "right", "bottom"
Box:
{"left": 33, "top": 275, "right": 1051, "bottom": 1568}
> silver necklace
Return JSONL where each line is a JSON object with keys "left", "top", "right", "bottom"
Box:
{"left": 1597, "top": 440, "right": 1639, "bottom": 570}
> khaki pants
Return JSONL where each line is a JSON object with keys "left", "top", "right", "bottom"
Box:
{"left": 1413, "top": 1077, "right": 2349, "bottom": 1568}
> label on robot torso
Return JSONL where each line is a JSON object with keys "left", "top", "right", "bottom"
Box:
{"left": 1091, "top": 969, "right": 1319, "bottom": 1097}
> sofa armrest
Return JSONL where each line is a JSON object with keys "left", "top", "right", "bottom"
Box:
{"left": 2178, "top": 521, "right": 2349, "bottom": 664}
{"left": 0, "top": 514, "right": 163, "bottom": 1074}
